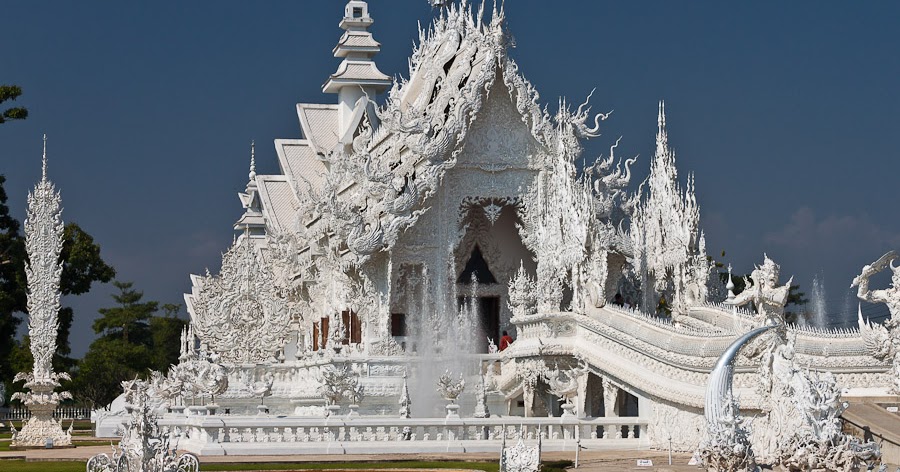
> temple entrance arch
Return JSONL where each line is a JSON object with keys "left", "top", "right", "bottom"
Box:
{"left": 453, "top": 197, "right": 535, "bottom": 352}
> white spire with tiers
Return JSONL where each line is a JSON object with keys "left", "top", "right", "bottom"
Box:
{"left": 235, "top": 141, "right": 265, "bottom": 235}
{"left": 11, "top": 135, "right": 73, "bottom": 447}
{"left": 323, "top": 1, "right": 392, "bottom": 144}
{"left": 631, "top": 101, "right": 709, "bottom": 312}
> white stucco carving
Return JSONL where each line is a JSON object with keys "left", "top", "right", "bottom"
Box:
{"left": 12, "top": 137, "right": 72, "bottom": 448}
{"left": 68, "top": 0, "right": 898, "bottom": 460}
{"left": 630, "top": 103, "right": 710, "bottom": 315}
{"left": 87, "top": 380, "right": 199, "bottom": 472}
{"left": 728, "top": 255, "right": 793, "bottom": 326}
{"left": 853, "top": 250, "right": 900, "bottom": 394}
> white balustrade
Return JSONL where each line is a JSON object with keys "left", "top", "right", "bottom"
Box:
{"left": 161, "top": 415, "right": 648, "bottom": 455}
{"left": 1, "top": 406, "right": 91, "bottom": 420}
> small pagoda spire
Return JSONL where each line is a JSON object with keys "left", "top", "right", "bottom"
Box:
{"left": 41, "top": 134, "right": 48, "bottom": 181}
{"left": 324, "top": 1, "right": 392, "bottom": 141}
{"left": 657, "top": 101, "right": 666, "bottom": 135}
{"left": 656, "top": 100, "right": 669, "bottom": 155}
{"left": 235, "top": 140, "right": 265, "bottom": 235}
{"left": 248, "top": 140, "right": 257, "bottom": 182}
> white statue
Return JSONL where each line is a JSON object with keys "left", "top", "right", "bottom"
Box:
{"left": 487, "top": 337, "right": 499, "bottom": 354}
{"left": 852, "top": 250, "right": 900, "bottom": 394}
{"left": 473, "top": 374, "right": 490, "bottom": 419}
{"left": 398, "top": 374, "right": 411, "bottom": 419}
{"left": 543, "top": 358, "right": 586, "bottom": 417}
{"left": 250, "top": 372, "right": 275, "bottom": 414}
{"left": 852, "top": 250, "right": 900, "bottom": 320}
{"left": 728, "top": 254, "right": 792, "bottom": 326}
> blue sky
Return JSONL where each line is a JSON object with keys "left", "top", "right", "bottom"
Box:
{"left": 3, "top": 1, "right": 899, "bottom": 356}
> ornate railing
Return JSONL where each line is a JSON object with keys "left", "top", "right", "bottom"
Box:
{"left": 1, "top": 406, "right": 91, "bottom": 420}
{"left": 165, "top": 415, "right": 648, "bottom": 455}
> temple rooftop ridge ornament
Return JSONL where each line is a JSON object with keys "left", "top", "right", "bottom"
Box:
{"left": 11, "top": 135, "right": 73, "bottom": 447}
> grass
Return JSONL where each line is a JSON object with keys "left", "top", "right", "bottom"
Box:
{"left": 0, "top": 462, "right": 85, "bottom": 472}
{"left": 0, "top": 460, "right": 518, "bottom": 472}
{"left": 0, "top": 439, "right": 108, "bottom": 452}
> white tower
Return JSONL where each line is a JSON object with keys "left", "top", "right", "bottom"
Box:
{"left": 322, "top": 1, "right": 392, "bottom": 144}
{"left": 11, "top": 135, "right": 72, "bottom": 447}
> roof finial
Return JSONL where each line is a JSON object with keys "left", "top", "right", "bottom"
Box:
{"left": 41, "top": 133, "right": 48, "bottom": 181}
{"left": 657, "top": 100, "right": 666, "bottom": 133}
{"left": 248, "top": 140, "right": 257, "bottom": 182}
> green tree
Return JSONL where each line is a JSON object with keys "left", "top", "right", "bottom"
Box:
{"left": 0, "top": 85, "right": 28, "bottom": 124}
{"left": 0, "top": 175, "right": 26, "bottom": 391}
{"left": 74, "top": 283, "right": 187, "bottom": 408}
{"left": 93, "top": 281, "right": 157, "bottom": 343}
{"left": 150, "top": 303, "right": 188, "bottom": 371}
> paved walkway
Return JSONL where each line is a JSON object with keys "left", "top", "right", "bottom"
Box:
{"left": 2, "top": 443, "right": 896, "bottom": 471}
{"left": 0, "top": 443, "right": 704, "bottom": 470}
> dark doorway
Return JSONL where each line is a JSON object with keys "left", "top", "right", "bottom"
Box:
{"left": 457, "top": 246, "right": 497, "bottom": 284}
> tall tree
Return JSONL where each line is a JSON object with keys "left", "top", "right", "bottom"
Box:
{"left": 0, "top": 176, "right": 26, "bottom": 388}
{"left": 93, "top": 281, "right": 157, "bottom": 343}
{"left": 75, "top": 282, "right": 187, "bottom": 408}
{"left": 150, "top": 303, "right": 188, "bottom": 371}
{"left": 0, "top": 85, "right": 28, "bottom": 124}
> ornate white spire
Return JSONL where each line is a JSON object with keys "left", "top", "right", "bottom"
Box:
{"left": 11, "top": 136, "right": 72, "bottom": 447}
{"left": 248, "top": 140, "right": 257, "bottom": 183}
{"left": 324, "top": 1, "right": 392, "bottom": 141}
{"left": 631, "top": 102, "right": 709, "bottom": 313}
{"left": 41, "top": 133, "right": 48, "bottom": 182}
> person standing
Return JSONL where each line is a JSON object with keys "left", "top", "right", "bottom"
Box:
{"left": 499, "top": 330, "right": 514, "bottom": 351}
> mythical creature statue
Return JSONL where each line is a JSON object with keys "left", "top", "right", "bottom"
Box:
{"left": 728, "top": 254, "right": 792, "bottom": 326}
{"left": 249, "top": 372, "right": 275, "bottom": 407}
{"left": 852, "top": 250, "right": 900, "bottom": 394}
{"left": 543, "top": 358, "right": 587, "bottom": 417}
{"left": 853, "top": 250, "right": 900, "bottom": 320}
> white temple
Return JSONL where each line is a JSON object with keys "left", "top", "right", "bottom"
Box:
{"left": 87, "top": 2, "right": 897, "bottom": 468}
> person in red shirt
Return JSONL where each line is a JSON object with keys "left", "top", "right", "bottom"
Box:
{"left": 499, "top": 330, "right": 514, "bottom": 351}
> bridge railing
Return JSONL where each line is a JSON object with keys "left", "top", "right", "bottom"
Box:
{"left": 162, "top": 414, "right": 649, "bottom": 455}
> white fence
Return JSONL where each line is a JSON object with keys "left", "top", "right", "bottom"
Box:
{"left": 1, "top": 407, "right": 92, "bottom": 420}
{"left": 163, "top": 415, "right": 649, "bottom": 456}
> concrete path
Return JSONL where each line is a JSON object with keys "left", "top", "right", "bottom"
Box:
{"left": 0, "top": 444, "right": 703, "bottom": 470}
